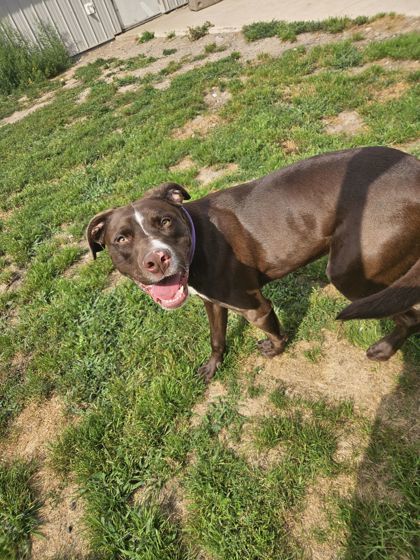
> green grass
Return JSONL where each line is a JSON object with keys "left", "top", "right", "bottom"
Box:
{"left": 0, "top": 460, "right": 41, "bottom": 560}
{"left": 242, "top": 14, "right": 384, "bottom": 42}
{"left": 138, "top": 31, "right": 155, "bottom": 44}
{"left": 0, "top": 29, "right": 419, "bottom": 559}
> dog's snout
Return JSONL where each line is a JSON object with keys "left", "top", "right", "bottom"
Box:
{"left": 143, "top": 250, "right": 171, "bottom": 275}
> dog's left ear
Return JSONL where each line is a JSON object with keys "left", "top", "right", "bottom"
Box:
{"left": 143, "top": 182, "right": 191, "bottom": 205}
{"left": 86, "top": 208, "right": 114, "bottom": 259}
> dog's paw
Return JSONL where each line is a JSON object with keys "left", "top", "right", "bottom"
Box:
{"left": 366, "top": 340, "right": 394, "bottom": 361}
{"left": 197, "top": 357, "right": 221, "bottom": 384}
{"left": 257, "top": 338, "right": 286, "bottom": 358}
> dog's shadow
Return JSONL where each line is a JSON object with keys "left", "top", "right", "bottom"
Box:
{"left": 342, "top": 340, "right": 419, "bottom": 558}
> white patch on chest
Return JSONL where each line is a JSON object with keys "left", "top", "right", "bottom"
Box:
{"left": 188, "top": 286, "right": 211, "bottom": 301}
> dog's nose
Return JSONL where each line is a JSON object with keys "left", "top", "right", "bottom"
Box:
{"left": 143, "top": 250, "right": 171, "bottom": 274}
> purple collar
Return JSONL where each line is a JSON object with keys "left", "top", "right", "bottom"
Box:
{"left": 182, "top": 206, "right": 196, "bottom": 265}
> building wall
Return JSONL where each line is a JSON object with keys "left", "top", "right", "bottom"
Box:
{"left": 0, "top": 0, "right": 189, "bottom": 55}
{"left": 0, "top": 0, "right": 124, "bottom": 54}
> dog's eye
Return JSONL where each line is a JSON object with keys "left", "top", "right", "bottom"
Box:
{"left": 116, "top": 235, "right": 128, "bottom": 244}
{"left": 161, "top": 217, "right": 172, "bottom": 227}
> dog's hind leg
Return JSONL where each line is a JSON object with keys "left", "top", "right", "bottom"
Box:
{"left": 366, "top": 306, "right": 420, "bottom": 361}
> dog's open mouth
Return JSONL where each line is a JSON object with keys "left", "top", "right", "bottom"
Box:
{"left": 136, "top": 272, "right": 189, "bottom": 309}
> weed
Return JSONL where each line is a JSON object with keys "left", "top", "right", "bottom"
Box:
{"left": 303, "top": 344, "right": 324, "bottom": 363}
{"left": 187, "top": 21, "right": 214, "bottom": 41}
{"left": 163, "top": 48, "right": 177, "bottom": 56}
{"left": 138, "top": 30, "right": 155, "bottom": 44}
{"left": 160, "top": 61, "right": 183, "bottom": 76}
{"left": 0, "top": 22, "right": 70, "bottom": 95}
{"left": 122, "top": 54, "right": 157, "bottom": 71}
{"left": 204, "top": 42, "right": 227, "bottom": 54}
{"left": 166, "top": 31, "right": 176, "bottom": 40}
{"left": 351, "top": 32, "right": 365, "bottom": 42}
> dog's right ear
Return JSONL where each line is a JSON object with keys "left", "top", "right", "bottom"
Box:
{"left": 86, "top": 209, "right": 114, "bottom": 259}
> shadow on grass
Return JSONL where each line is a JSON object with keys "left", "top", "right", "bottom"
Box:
{"left": 342, "top": 339, "right": 419, "bottom": 559}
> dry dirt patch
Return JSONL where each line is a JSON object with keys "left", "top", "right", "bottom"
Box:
{"left": 31, "top": 479, "right": 89, "bottom": 560}
{"left": 0, "top": 266, "right": 24, "bottom": 295}
{"left": 1, "top": 395, "right": 67, "bottom": 463}
{"left": 244, "top": 330, "right": 403, "bottom": 419}
{"left": 380, "top": 81, "right": 409, "bottom": 101}
{"left": 75, "top": 87, "right": 91, "bottom": 105}
{"left": 118, "top": 82, "right": 141, "bottom": 94}
{"left": 204, "top": 87, "right": 232, "bottom": 111}
{"left": 172, "top": 113, "right": 223, "bottom": 140}
{"left": 289, "top": 474, "right": 353, "bottom": 560}
{"left": 280, "top": 139, "right": 300, "bottom": 155}
{"left": 169, "top": 155, "right": 196, "bottom": 172}
{"left": 323, "top": 111, "right": 367, "bottom": 136}
{"left": 196, "top": 163, "right": 239, "bottom": 186}
{"left": 0, "top": 91, "right": 55, "bottom": 127}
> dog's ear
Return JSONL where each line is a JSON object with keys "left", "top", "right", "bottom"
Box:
{"left": 143, "top": 182, "right": 191, "bottom": 205}
{"left": 86, "top": 209, "right": 114, "bottom": 259}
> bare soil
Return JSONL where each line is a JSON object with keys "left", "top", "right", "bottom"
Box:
{"left": 244, "top": 329, "right": 404, "bottom": 418}
{"left": 196, "top": 163, "right": 239, "bottom": 186}
{"left": 323, "top": 110, "right": 367, "bottom": 136}
{"left": 172, "top": 113, "right": 223, "bottom": 140}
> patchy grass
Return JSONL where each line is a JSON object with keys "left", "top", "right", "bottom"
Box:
{"left": 0, "top": 26, "right": 419, "bottom": 559}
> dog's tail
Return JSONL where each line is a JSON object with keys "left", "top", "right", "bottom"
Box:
{"left": 337, "top": 259, "right": 420, "bottom": 321}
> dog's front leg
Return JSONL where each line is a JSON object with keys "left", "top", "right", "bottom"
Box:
{"left": 240, "top": 294, "right": 287, "bottom": 358}
{"left": 198, "top": 300, "right": 228, "bottom": 383}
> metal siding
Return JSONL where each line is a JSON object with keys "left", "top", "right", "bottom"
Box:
{"left": 112, "top": 0, "right": 161, "bottom": 30}
{"left": 159, "top": 0, "right": 188, "bottom": 13}
{"left": 0, "top": 0, "right": 122, "bottom": 55}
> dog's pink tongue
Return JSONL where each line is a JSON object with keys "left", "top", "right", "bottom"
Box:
{"left": 150, "top": 274, "right": 182, "bottom": 301}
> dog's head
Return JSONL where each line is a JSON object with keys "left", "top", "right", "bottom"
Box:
{"left": 86, "top": 183, "right": 193, "bottom": 309}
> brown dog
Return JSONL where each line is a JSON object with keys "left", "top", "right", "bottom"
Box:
{"left": 87, "top": 147, "right": 420, "bottom": 382}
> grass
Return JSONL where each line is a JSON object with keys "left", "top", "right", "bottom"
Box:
{"left": 242, "top": 14, "right": 386, "bottom": 42}
{"left": 0, "top": 24, "right": 419, "bottom": 559}
{"left": 0, "top": 460, "right": 41, "bottom": 560}
{"left": 138, "top": 31, "right": 155, "bottom": 44}
{"left": 0, "top": 22, "right": 70, "bottom": 95}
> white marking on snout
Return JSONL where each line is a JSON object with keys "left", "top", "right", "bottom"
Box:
{"left": 133, "top": 208, "right": 182, "bottom": 274}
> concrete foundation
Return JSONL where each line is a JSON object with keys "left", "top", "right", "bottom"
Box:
{"left": 189, "top": 0, "right": 222, "bottom": 11}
